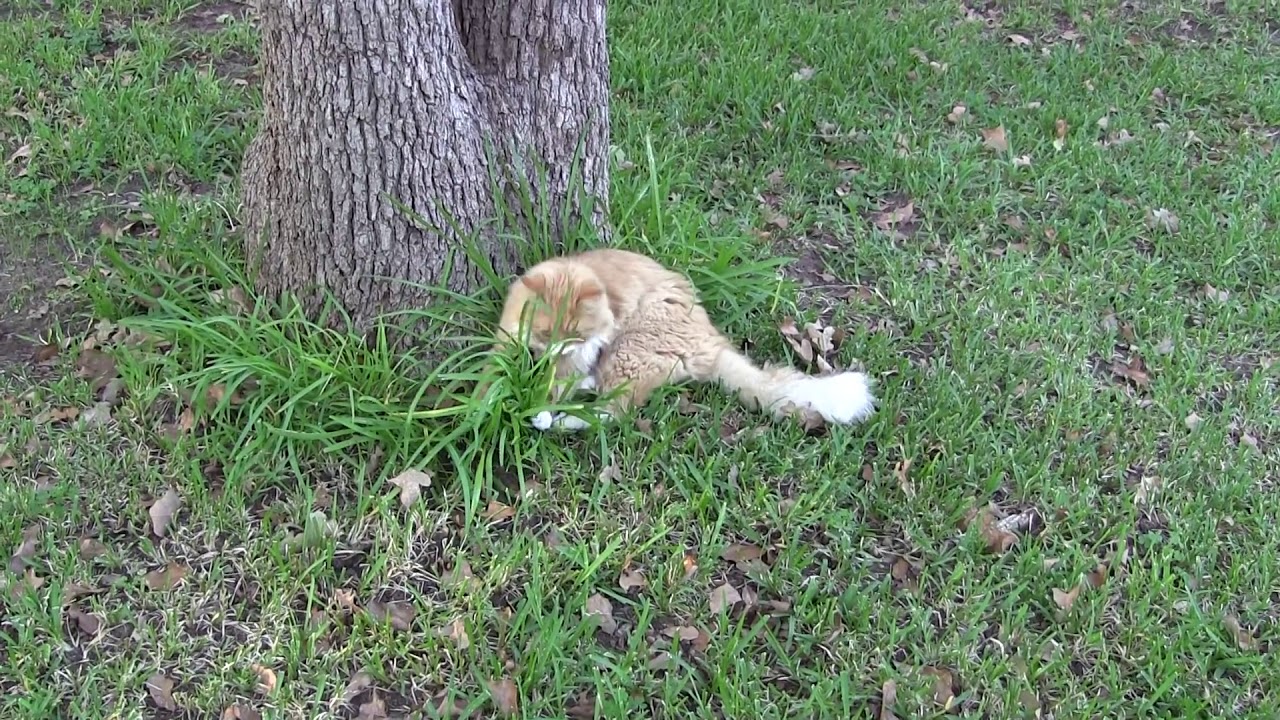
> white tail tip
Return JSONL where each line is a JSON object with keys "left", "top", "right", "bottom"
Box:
{"left": 777, "top": 371, "right": 877, "bottom": 425}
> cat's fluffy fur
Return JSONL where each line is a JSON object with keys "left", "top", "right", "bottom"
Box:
{"left": 496, "top": 248, "right": 876, "bottom": 430}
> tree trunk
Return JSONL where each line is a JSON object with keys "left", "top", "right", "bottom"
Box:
{"left": 239, "top": 0, "right": 610, "bottom": 332}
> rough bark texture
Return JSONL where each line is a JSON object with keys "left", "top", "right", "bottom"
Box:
{"left": 240, "top": 0, "right": 609, "bottom": 331}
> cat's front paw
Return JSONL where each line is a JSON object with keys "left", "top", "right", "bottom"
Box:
{"left": 531, "top": 410, "right": 556, "bottom": 431}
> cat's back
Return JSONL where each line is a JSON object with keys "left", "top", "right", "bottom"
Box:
{"left": 573, "top": 248, "right": 694, "bottom": 294}
{"left": 571, "top": 248, "right": 699, "bottom": 322}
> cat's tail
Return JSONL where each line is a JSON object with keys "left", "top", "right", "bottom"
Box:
{"left": 711, "top": 347, "right": 876, "bottom": 425}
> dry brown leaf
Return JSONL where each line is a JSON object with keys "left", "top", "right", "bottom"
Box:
{"left": 1086, "top": 563, "right": 1109, "bottom": 589}
{"left": 341, "top": 670, "right": 375, "bottom": 704}
{"left": 8, "top": 524, "right": 39, "bottom": 573}
{"left": 945, "top": 105, "right": 967, "bottom": 123}
{"left": 149, "top": 488, "right": 182, "bottom": 537}
{"left": 981, "top": 125, "right": 1009, "bottom": 153}
{"left": 367, "top": 599, "right": 416, "bottom": 632}
{"left": 1146, "top": 207, "right": 1180, "bottom": 234}
{"left": 1110, "top": 355, "right": 1151, "bottom": 388}
{"left": 67, "top": 608, "right": 102, "bottom": 635}
{"left": 921, "top": 667, "right": 955, "bottom": 709}
{"left": 1007, "top": 33, "right": 1032, "bottom": 46}
{"left": 437, "top": 617, "right": 471, "bottom": 649}
{"left": 1054, "top": 118, "right": 1069, "bottom": 150}
{"left": 0, "top": 452, "right": 16, "bottom": 469}
{"left": 386, "top": 468, "right": 431, "bottom": 509}
{"left": 663, "top": 625, "right": 702, "bottom": 643}
{"left": 682, "top": 552, "right": 699, "bottom": 579}
{"left": 879, "top": 679, "right": 898, "bottom": 720}
{"left": 872, "top": 202, "right": 915, "bottom": 231}
{"left": 357, "top": 690, "right": 387, "bottom": 719}
{"left": 144, "top": 562, "right": 189, "bottom": 591}
{"left": 1224, "top": 613, "right": 1256, "bottom": 651}
{"left": 487, "top": 677, "right": 519, "bottom": 716}
{"left": 1052, "top": 585, "right": 1081, "bottom": 611}
{"left": 893, "top": 459, "right": 915, "bottom": 499}
{"left": 222, "top": 704, "right": 262, "bottom": 720}
{"left": 966, "top": 504, "right": 1018, "bottom": 554}
{"left": 709, "top": 583, "right": 742, "bottom": 614}
{"left": 585, "top": 593, "right": 618, "bottom": 634}
{"left": 1134, "top": 474, "right": 1163, "bottom": 504}
{"left": 618, "top": 567, "right": 646, "bottom": 592}
{"left": 483, "top": 500, "right": 515, "bottom": 523}
{"left": 443, "top": 559, "right": 478, "bottom": 591}
{"left": 1202, "top": 283, "right": 1230, "bottom": 303}
{"left": 147, "top": 673, "right": 179, "bottom": 711}
{"left": 250, "top": 664, "right": 277, "bottom": 694}
{"left": 720, "top": 544, "right": 764, "bottom": 564}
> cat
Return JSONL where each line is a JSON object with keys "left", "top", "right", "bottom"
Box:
{"left": 494, "top": 248, "right": 876, "bottom": 431}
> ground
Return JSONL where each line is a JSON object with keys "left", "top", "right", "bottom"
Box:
{"left": 2, "top": 0, "right": 1279, "bottom": 718}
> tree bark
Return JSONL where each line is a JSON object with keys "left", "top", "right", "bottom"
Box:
{"left": 240, "top": 0, "right": 610, "bottom": 331}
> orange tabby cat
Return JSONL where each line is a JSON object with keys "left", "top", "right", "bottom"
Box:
{"left": 495, "top": 248, "right": 876, "bottom": 430}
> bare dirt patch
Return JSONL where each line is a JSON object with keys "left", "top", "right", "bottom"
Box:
{"left": 0, "top": 231, "right": 80, "bottom": 377}
{"left": 173, "top": 1, "right": 254, "bottom": 34}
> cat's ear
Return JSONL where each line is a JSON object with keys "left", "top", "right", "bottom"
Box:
{"left": 520, "top": 272, "right": 548, "bottom": 293}
{"left": 574, "top": 280, "right": 604, "bottom": 301}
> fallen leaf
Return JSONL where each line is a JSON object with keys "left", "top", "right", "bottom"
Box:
{"left": 0, "top": 452, "right": 15, "bottom": 469}
{"left": 566, "top": 696, "right": 597, "bottom": 719}
{"left": 149, "top": 488, "right": 182, "bottom": 537}
{"left": 1184, "top": 413, "right": 1202, "bottom": 431}
{"left": 1202, "top": 283, "right": 1230, "bottom": 303}
{"left": 879, "top": 679, "right": 898, "bottom": 720}
{"left": 1224, "top": 613, "right": 1256, "bottom": 651}
{"left": 222, "top": 705, "right": 262, "bottom": 720}
{"left": 1007, "top": 33, "right": 1032, "bottom": 46}
{"left": 893, "top": 459, "right": 915, "bottom": 498}
{"left": 646, "top": 650, "right": 676, "bottom": 670}
{"left": 367, "top": 599, "right": 416, "bottom": 632}
{"left": 386, "top": 468, "right": 431, "bottom": 508}
{"left": 945, "top": 105, "right": 967, "bottom": 123}
{"left": 1012, "top": 154, "right": 1032, "bottom": 167}
{"left": 981, "top": 125, "right": 1009, "bottom": 153}
{"left": 1086, "top": 562, "right": 1109, "bottom": 589}
{"left": 443, "top": 559, "right": 478, "bottom": 591}
{"left": 357, "top": 690, "right": 387, "bottom": 719}
{"left": 965, "top": 504, "right": 1018, "bottom": 554}
{"left": 1110, "top": 355, "right": 1151, "bottom": 388}
{"left": 872, "top": 202, "right": 915, "bottom": 231}
{"left": 1053, "top": 118, "right": 1069, "bottom": 150}
{"left": 709, "top": 583, "right": 742, "bottom": 613}
{"left": 720, "top": 544, "right": 764, "bottom": 563}
{"left": 483, "top": 500, "right": 515, "bottom": 523}
{"left": 437, "top": 617, "right": 471, "bottom": 649}
{"left": 487, "top": 677, "right": 519, "bottom": 716}
{"left": 682, "top": 552, "right": 699, "bottom": 579}
{"left": 8, "top": 524, "right": 39, "bottom": 573}
{"left": 67, "top": 608, "right": 102, "bottom": 635}
{"left": 1134, "top": 474, "right": 1163, "bottom": 506}
{"left": 144, "top": 562, "right": 189, "bottom": 591}
{"left": 618, "top": 567, "right": 646, "bottom": 592}
{"left": 147, "top": 673, "right": 179, "bottom": 711}
{"left": 341, "top": 670, "right": 375, "bottom": 704}
{"left": 585, "top": 593, "right": 618, "bottom": 634}
{"left": 1052, "top": 585, "right": 1081, "bottom": 611}
{"left": 250, "top": 664, "right": 277, "bottom": 694}
{"left": 921, "top": 667, "right": 955, "bottom": 710}
{"left": 1146, "top": 207, "right": 1180, "bottom": 234}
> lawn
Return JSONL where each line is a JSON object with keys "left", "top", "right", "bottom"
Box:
{"left": 2, "top": 0, "right": 1279, "bottom": 718}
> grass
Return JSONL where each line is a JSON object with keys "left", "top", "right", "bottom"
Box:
{"left": 2, "top": 0, "right": 1279, "bottom": 718}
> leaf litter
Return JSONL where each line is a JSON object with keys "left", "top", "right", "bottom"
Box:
{"left": 148, "top": 488, "right": 182, "bottom": 537}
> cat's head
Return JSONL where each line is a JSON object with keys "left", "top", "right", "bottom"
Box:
{"left": 509, "top": 260, "right": 615, "bottom": 354}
